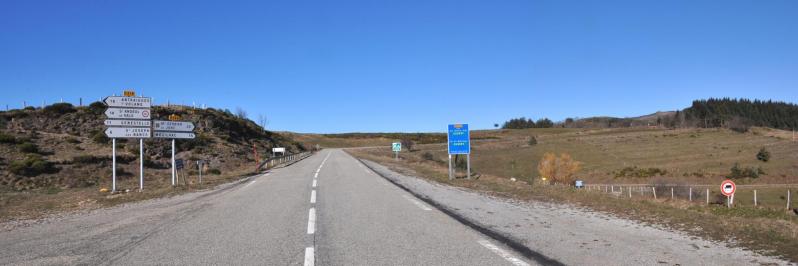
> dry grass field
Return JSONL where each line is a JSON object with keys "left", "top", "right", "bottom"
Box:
{"left": 331, "top": 127, "right": 798, "bottom": 260}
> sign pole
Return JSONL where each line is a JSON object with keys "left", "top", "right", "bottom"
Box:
{"left": 466, "top": 154, "right": 471, "bottom": 179}
{"left": 171, "top": 139, "right": 176, "bottom": 186}
{"left": 139, "top": 138, "right": 144, "bottom": 191}
{"left": 112, "top": 138, "right": 117, "bottom": 193}
{"left": 198, "top": 161, "right": 202, "bottom": 184}
{"left": 448, "top": 154, "right": 453, "bottom": 180}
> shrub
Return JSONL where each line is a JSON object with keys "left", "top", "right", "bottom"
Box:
{"left": 756, "top": 147, "right": 770, "bottom": 162}
{"left": 614, "top": 166, "right": 667, "bottom": 178}
{"left": 729, "top": 163, "right": 763, "bottom": 179}
{"left": 92, "top": 131, "right": 110, "bottom": 144}
{"left": 528, "top": 136, "right": 537, "bottom": 145}
{"left": 43, "top": 103, "right": 76, "bottom": 116}
{"left": 143, "top": 157, "right": 168, "bottom": 169}
{"left": 179, "top": 134, "right": 213, "bottom": 151}
{"left": 538, "top": 152, "right": 581, "bottom": 184}
{"left": 72, "top": 155, "right": 109, "bottom": 164}
{"left": 65, "top": 137, "right": 81, "bottom": 144}
{"left": 400, "top": 139, "right": 415, "bottom": 151}
{"left": 0, "top": 132, "right": 16, "bottom": 144}
{"left": 17, "top": 142, "right": 40, "bottom": 154}
{"left": 207, "top": 168, "right": 222, "bottom": 175}
{"left": 88, "top": 101, "right": 106, "bottom": 114}
{"left": 8, "top": 155, "right": 58, "bottom": 176}
{"left": 421, "top": 152, "right": 434, "bottom": 161}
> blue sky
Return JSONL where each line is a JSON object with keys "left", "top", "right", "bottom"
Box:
{"left": 1, "top": 1, "right": 796, "bottom": 133}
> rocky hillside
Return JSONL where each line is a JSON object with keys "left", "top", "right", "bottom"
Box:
{"left": 0, "top": 102, "right": 305, "bottom": 191}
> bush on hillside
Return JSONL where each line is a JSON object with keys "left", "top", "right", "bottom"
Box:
{"left": 207, "top": 168, "right": 222, "bottom": 175}
{"left": 0, "top": 132, "right": 16, "bottom": 144}
{"left": 614, "top": 166, "right": 667, "bottom": 178}
{"left": 17, "top": 142, "right": 40, "bottom": 154}
{"left": 538, "top": 152, "right": 581, "bottom": 184}
{"left": 9, "top": 155, "right": 58, "bottom": 176}
{"left": 528, "top": 136, "right": 537, "bottom": 145}
{"left": 729, "top": 163, "right": 763, "bottom": 179}
{"left": 401, "top": 139, "right": 415, "bottom": 151}
{"left": 88, "top": 101, "right": 106, "bottom": 115}
{"left": 756, "top": 147, "right": 771, "bottom": 162}
{"left": 421, "top": 152, "right": 434, "bottom": 161}
{"left": 92, "top": 131, "right": 110, "bottom": 144}
{"left": 143, "top": 157, "right": 168, "bottom": 169}
{"left": 179, "top": 134, "right": 213, "bottom": 151}
{"left": 43, "top": 103, "right": 76, "bottom": 116}
{"left": 72, "top": 155, "right": 109, "bottom": 165}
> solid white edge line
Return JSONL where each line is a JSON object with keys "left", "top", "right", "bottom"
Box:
{"left": 243, "top": 180, "right": 256, "bottom": 188}
{"left": 310, "top": 190, "right": 316, "bottom": 203}
{"left": 477, "top": 239, "right": 530, "bottom": 266}
{"left": 304, "top": 247, "right": 314, "bottom": 266}
{"left": 314, "top": 173, "right": 318, "bottom": 178}
{"left": 402, "top": 195, "right": 432, "bottom": 211}
{"left": 312, "top": 179, "right": 317, "bottom": 188}
{"left": 307, "top": 208, "right": 316, "bottom": 234}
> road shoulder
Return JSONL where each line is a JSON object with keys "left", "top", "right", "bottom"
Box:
{"left": 359, "top": 158, "right": 791, "bottom": 265}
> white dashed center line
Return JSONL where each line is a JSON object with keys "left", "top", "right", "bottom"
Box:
{"left": 304, "top": 152, "right": 331, "bottom": 266}
{"left": 310, "top": 190, "right": 316, "bottom": 204}
{"left": 303, "top": 247, "right": 314, "bottom": 266}
{"left": 307, "top": 208, "right": 316, "bottom": 234}
{"left": 477, "top": 239, "right": 530, "bottom": 266}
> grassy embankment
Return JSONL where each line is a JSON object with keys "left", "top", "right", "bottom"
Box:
{"left": 0, "top": 104, "right": 305, "bottom": 222}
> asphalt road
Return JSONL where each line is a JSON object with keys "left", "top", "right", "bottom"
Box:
{"left": 0, "top": 150, "right": 531, "bottom": 266}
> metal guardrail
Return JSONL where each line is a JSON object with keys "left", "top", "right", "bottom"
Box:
{"left": 257, "top": 151, "right": 314, "bottom": 171}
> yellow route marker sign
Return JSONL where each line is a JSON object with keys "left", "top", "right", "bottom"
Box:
{"left": 168, "top": 114, "right": 181, "bottom": 121}
{"left": 123, "top": 90, "right": 136, "bottom": 97}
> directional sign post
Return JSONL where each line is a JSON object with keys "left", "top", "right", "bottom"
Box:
{"left": 392, "top": 142, "right": 401, "bottom": 160}
{"left": 154, "top": 120, "right": 195, "bottom": 131}
{"left": 104, "top": 119, "right": 151, "bottom": 127}
{"left": 102, "top": 92, "right": 151, "bottom": 193}
{"left": 105, "top": 108, "right": 151, "bottom": 120}
{"left": 153, "top": 131, "right": 196, "bottom": 139}
{"left": 105, "top": 127, "right": 151, "bottom": 138}
{"left": 104, "top": 96, "right": 152, "bottom": 108}
{"left": 447, "top": 124, "right": 471, "bottom": 180}
{"left": 153, "top": 117, "right": 196, "bottom": 187}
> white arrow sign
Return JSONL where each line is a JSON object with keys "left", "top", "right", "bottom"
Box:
{"left": 105, "top": 127, "right": 151, "bottom": 138}
{"left": 153, "top": 131, "right": 195, "bottom": 139}
{"left": 103, "top": 96, "right": 152, "bottom": 108}
{"left": 105, "top": 108, "right": 151, "bottom": 119}
{"left": 153, "top": 120, "right": 195, "bottom": 132}
{"left": 104, "top": 119, "right": 152, "bottom": 127}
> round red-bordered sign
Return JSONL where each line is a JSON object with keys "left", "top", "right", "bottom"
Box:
{"left": 720, "top": 179, "right": 736, "bottom": 196}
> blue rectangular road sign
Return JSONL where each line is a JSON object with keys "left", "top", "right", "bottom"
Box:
{"left": 447, "top": 124, "right": 470, "bottom": 154}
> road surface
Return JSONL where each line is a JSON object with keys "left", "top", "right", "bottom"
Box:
{"left": 0, "top": 150, "right": 533, "bottom": 265}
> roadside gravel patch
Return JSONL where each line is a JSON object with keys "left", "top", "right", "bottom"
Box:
{"left": 361, "top": 159, "right": 792, "bottom": 266}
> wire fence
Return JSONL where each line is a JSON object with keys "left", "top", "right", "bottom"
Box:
{"left": 582, "top": 183, "right": 797, "bottom": 209}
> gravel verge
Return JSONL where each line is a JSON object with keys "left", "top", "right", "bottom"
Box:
{"left": 361, "top": 159, "right": 792, "bottom": 266}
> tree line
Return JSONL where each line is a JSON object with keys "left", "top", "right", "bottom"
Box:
{"left": 680, "top": 98, "right": 798, "bottom": 131}
{"left": 501, "top": 98, "right": 798, "bottom": 131}
{"left": 501, "top": 117, "right": 554, "bottom": 129}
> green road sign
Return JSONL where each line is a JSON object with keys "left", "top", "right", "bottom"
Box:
{"left": 392, "top": 142, "right": 402, "bottom": 152}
